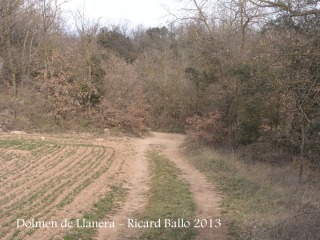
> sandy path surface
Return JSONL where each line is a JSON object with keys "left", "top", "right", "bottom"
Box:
{"left": 96, "top": 137, "right": 151, "bottom": 240}
{"left": 97, "top": 132, "right": 227, "bottom": 240}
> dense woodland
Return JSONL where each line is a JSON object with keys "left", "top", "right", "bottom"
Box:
{"left": 0, "top": 0, "right": 319, "bottom": 177}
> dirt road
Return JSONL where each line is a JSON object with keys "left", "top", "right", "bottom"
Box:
{"left": 0, "top": 131, "right": 226, "bottom": 239}
{"left": 97, "top": 136, "right": 151, "bottom": 240}
{"left": 97, "top": 132, "right": 227, "bottom": 240}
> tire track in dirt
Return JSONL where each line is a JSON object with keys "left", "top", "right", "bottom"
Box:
{"left": 0, "top": 132, "right": 227, "bottom": 239}
{"left": 97, "top": 132, "right": 227, "bottom": 240}
{"left": 97, "top": 137, "right": 150, "bottom": 240}
{"left": 149, "top": 132, "right": 228, "bottom": 240}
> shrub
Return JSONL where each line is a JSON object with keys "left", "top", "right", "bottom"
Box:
{"left": 96, "top": 54, "right": 149, "bottom": 135}
{"left": 186, "top": 111, "right": 228, "bottom": 145}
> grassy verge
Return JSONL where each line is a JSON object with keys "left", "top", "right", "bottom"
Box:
{"left": 138, "top": 151, "right": 197, "bottom": 240}
{"left": 183, "top": 145, "right": 320, "bottom": 240}
{"left": 63, "top": 184, "right": 127, "bottom": 240}
{"left": 0, "top": 139, "right": 47, "bottom": 150}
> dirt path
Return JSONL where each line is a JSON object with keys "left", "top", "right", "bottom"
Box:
{"left": 97, "top": 132, "right": 227, "bottom": 240}
{"left": 96, "top": 137, "right": 151, "bottom": 240}
{"left": 147, "top": 132, "right": 227, "bottom": 240}
{"left": 0, "top": 132, "right": 226, "bottom": 239}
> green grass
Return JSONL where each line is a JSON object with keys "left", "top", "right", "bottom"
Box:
{"left": 0, "top": 139, "right": 46, "bottom": 150}
{"left": 137, "top": 151, "right": 197, "bottom": 240}
{"left": 183, "top": 145, "right": 320, "bottom": 240}
{"left": 63, "top": 184, "right": 127, "bottom": 240}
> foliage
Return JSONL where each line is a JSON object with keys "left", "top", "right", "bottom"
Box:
{"left": 33, "top": 47, "right": 76, "bottom": 122}
{"left": 98, "top": 27, "right": 137, "bottom": 63}
{"left": 96, "top": 54, "right": 149, "bottom": 135}
{"left": 0, "top": 0, "right": 319, "bottom": 168}
{"left": 186, "top": 112, "right": 228, "bottom": 146}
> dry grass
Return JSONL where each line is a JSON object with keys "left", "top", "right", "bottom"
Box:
{"left": 184, "top": 145, "right": 320, "bottom": 240}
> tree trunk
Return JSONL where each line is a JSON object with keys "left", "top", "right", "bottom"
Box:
{"left": 298, "top": 120, "right": 306, "bottom": 184}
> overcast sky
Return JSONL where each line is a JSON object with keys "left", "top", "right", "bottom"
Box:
{"left": 63, "top": 0, "right": 182, "bottom": 28}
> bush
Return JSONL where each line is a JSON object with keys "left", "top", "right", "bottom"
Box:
{"left": 186, "top": 112, "right": 228, "bottom": 145}
{"left": 96, "top": 54, "right": 149, "bottom": 135}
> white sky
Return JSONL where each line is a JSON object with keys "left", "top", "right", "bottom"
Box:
{"left": 63, "top": 0, "right": 181, "bottom": 28}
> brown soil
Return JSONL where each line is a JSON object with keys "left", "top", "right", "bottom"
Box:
{"left": 0, "top": 132, "right": 135, "bottom": 240}
{"left": 96, "top": 132, "right": 227, "bottom": 240}
{"left": 96, "top": 135, "right": 151, "bottom": 240}
{"left": 0, "top": 131, "right": 227, "bottom": 240}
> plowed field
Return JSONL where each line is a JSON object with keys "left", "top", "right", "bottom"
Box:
{"left": 0, "top": 132, "right": 226, "bottom": 240}
{"left": 0, "top": 133, "right": 134, "bottom": 240}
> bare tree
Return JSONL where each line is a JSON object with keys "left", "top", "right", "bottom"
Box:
{"left": 73, "top": 6, "right": 102, "bottom": 115}
{"left": 249, "top": 0, "right": 320, "bottom": 16}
